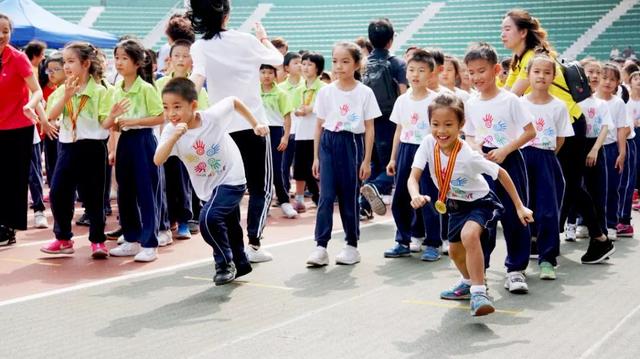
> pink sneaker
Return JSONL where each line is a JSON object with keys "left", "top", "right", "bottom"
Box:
{"left": 616, "top": 224, "right": 634, "bottom": 238}
{"left": 294, "top": 200, "right": 306, "bottom": 213}
{"left": 633, "top": 202, "right": 640, "bottom": 211}
{"left": 91, "top": 242, "right": 109, "bottom": 259}
{"left": 40, "top": 239, "right": 74, "bottom": 254}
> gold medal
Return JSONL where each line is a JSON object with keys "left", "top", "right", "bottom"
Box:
{"left": 435, "top": 200, "right": 447, "bottom": 214}
{"left": 434, "top": 139, "right": 462, "bottom": 213}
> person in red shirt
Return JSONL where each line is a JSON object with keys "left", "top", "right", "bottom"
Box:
{"left": 0, "top": 13, "right": 55, "bottom": 245}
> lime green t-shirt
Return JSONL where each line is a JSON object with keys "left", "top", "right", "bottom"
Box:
{"left": 46, "top": 76, "right": 111, "bottom": 143}
{"left": 261, "top": 84, "right": 293, "bottom": 127}
{"left": 506, "top": 49, "right": 582, "bottom": 121}
{"left": 112, "top": 76, "right": 164, "bottom": 130}
{"left": 156, "top": 73, "right": 210, "bottom": 110}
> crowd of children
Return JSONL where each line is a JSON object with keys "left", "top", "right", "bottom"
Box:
{"left": 2, "top": 1, "right": 640, "bottom": 317}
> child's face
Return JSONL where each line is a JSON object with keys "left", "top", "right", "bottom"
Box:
{"left": 501, "top": 16, "right": 526, "bottom": 51}
{"left": 406, "top": 61, "right": 431, "bottom": 91}
{"left": 584, "top": 63, "right": 601, "bottom": 91}
{"left": 46, "top": 61, "right": 65, "bottom": 85}
{"left": 260, "top": 68, "right": 276, "bottom": 86}
{"left": 466, "top": 59, "right": 499, "bottom": 94}
{"left": 170, "top": 45, "right": 192, "bottom": 74}
{"left": 528, "top": 59, "right": 554, "bottom": 92}
{"left": 599, "top": 70, "right": 620, "bottom": 96}
{"left": 114, "top": 47, "right": 138, "bottom": 77}
{"left": 162, "top": 92, "right": 197, "bottom": 125}
{"left": 631, "top": 75, "right": 640, "bottom": 91}
{"left": 439, "top": 60, "right": 457, "bottom": 87}
{"left": 332, "top": 46, "right": 358, "bottom": 81}
{"left": 62, "top": 49, "right": 89, "bottom": 79}
{"left": 430, "top": 107, "right": 462, "bottom": 149}
{"left": 459, "top": 63, "right": 471, "bottom": 88}
{"left": 286, "top": 57, "right": 302, "bottom": 77}
{"left": 301, "top": 59, "right": 318, "bottom": 80}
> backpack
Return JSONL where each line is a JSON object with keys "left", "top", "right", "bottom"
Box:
{"left": 552, "top": 58, "right": 592, "bottom": 104}
{"left": 363, "top": 54, "right": 399, "bottom": 115}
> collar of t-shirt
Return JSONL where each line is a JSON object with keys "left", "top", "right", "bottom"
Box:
{"left": 0, "top": 45, "right": 20, "bottom": 71}
{"left": 116, "top": 75, "right": 145, "bottom": 95}
{"left": 76, "top": 76, "right": 100, "bottom": 99}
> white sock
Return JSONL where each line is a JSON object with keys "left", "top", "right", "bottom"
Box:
{"left": 470, "top": 285, "right": 486, "bottom": 295}
{"left": 460, "top": 278, "right": 472, "bottom": 286}
{"left": 296, "top": 195, "right": 304, "bottom": 203}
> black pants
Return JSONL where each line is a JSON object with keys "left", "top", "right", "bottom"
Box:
{"left": 164, "top": 156, "right": 193, "bottom": 224}
{"left": 293, "top": 139, "right": 319, "bottom": 204}
{"left": 51, "top": 139, "right": 107, "bottom": 243}
{"left": 0, "top": 125, "right": 34, "bottom": 230}
{"left": 43, "top": 136, "right": 58, "bottom": 185}
{"left": 558, "top": 116, "right": 603, "bottom": 239}
{"left": 230, "top": 129, "right": 272, "bottom": 246}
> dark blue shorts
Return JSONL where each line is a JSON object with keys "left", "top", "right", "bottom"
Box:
{"left": 446, "top": 192, "right": 503, "bottom": 243}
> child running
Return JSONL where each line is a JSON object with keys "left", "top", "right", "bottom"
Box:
{"left": 629, "top": 71, "right": 640, "bottom": 211}
{"left": 519, "top": 53, "right": 574, "bottom": 279}
{"left": 409, "top": 93, "right": 533, "bottom": 316}
{"left": 40, "top": 42, "right": 111, "bottom": 258}
{"left": 155, "top": 78, "right": 269, "bottom": 285}
{"left": 306, "top": 42, "right": 381, "bottom": 266}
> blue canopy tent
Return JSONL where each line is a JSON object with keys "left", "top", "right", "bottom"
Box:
{"left": 0, "top": 0, "right": 118, "bottom": 48}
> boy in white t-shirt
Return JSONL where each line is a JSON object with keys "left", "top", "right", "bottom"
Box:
{"left": 155, "top": 78, "right": 269, "bottom": 286}
{"left": 628, "top": 71, "right": 640, "bottom": 210}
{"left": 409, "top": 93, "right": 533, "bottom": 316}
{"left": 463, "top": 43, "right": 536, "bottom": 293}
{"left": 383, "top": 50, "right": 442, "bottom": 261}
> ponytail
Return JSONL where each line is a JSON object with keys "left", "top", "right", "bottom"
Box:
{"left": 114, "top": 39, "right": 154, "bottom": 85}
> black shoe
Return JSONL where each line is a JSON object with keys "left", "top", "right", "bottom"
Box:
{"left": 187, "top": 220, "right": 200, "bottom": 234}
{"left": 106, "top": 227, "right": 123, "bottom": 240}
{"left": 359, "top": 208, "right": 373, "bottom": 221}
{"left": 105, "top": 207, "right": 113, "bottom": 216}
{"left": 0, "top": 226, "right": 16, "bottom": 246}
{"left": 235, "top": 262, "right": 253, "bottom": 279}
{"left": 530, "top": 239, "right": 539, "bottom": 260}
{"left": 75, "top": 213, "right": 91, "bottom": 226}
{"left": 581, "top": 238, "right": 615, "bottom": 264}
{"left": 214, "top": 262, "right": 237, "bottom": 286}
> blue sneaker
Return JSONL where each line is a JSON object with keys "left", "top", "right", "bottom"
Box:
{"left": 421, "top": 246, "right": 441, "bottom": 261}
{"left": 440, "top": 281, "right": 471, "bottom": 300}
{"left": 470, "top": 293, "right": 495, "bottom": 316}
{"left": 175, "top": 222, "right": 192, "bottom": 240}
{"left": 384, "top": 243, "right": 411, "bottom": 258}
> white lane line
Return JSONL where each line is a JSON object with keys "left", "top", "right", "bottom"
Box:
{"left": 0, "top": 219, "right": 392, "bottom": 308}
{"left": 578, "top": 301, "right": 640, "bottom": 358}
{"left": 190, "top": 286, "right": 388, "bottom": 358}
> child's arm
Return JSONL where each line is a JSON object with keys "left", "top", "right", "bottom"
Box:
{"left": 311, "top": 118, "right": 324, "bottom": 179}
{"left": 408, "top": 167, "right": 431, "bottom": 209}
{"left": 108, "top": 130, "right": 119, "bottom": 166}
{"left": 277, "top": 113, "right": 291, "bottom": 152}
{"left": 154, "top": 123, "right": 186, "bottom": 166}
{"left": 102, "top": 99, "right": 131, "bottom": 129}
{"left": 487, "top": 123, "right": 536, "bottom": 164}
{"left": 497, "top": 167, "right": 534, "bottom": 225}
{"left": 36, "top": 102, "right": 58, "bottom": 139}
{"left": 586, "top": 125, "right": 608, "bottom": 167}
{"left": 359, "top": 119, "right": 375, "bottom": 181}
{"left": 615, "top": 126, "right": 630, "bottom": 173}
{"left": 232, "top": 98, "right": 269, "bottom": 136}
{"left": 118, "top": 114, "right": 164, "bottom": 128}
{"left": 555, "top": 137, "right": 565, "bottom": 154}
{"left": 386, "top": 125, "right": 402, "bottom": 176}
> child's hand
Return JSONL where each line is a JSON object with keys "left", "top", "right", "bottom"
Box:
{"left": 22, "top": 105, "right": 37, "bottom": 121}
{"left": 116, "top": 118, "right": 137, "bottom": 128}
{"left": 586, "top": 148, "right": 598, "bottom": 167}
{"left": 253, "top": 124, "right": 269, "bottom": 137}
{"left": 41, "top": 121, "right": 59, "bottom": 140}
{"left": 517, "top": 205, "right": 534, "bottom": 226}
{"left": 312, "top": 158, "right": 320, "bottom": 179}
{"left": 108, "top": 151, "right": 115, "bottom": 165}
{"left": 254, "top": 22, "right": 268, "bottom": 41}
{"left": 615, "top": 154, "right": 625, "bottom": 174}
{"left": 295, "top": 107, "right": 307, "bottom": 117}
{"left": 486, "top": 147, "right": 508, "bottom": 164}
{"left": 410, "top": 194, "right": 430, "bottom": 209}
{"left": 109, "top": 99, "right": 131, "bottom": 120}
{"left": 277, "top": 135, "right": 288, "bottom": 152}
{"left": 386, "top": 160, "right": 396, "bottom": 176}
{"left": 359, "top": 161, "right": 371, "bottom": 181}
{"left": 174, "top": 123, "right": 188, "bottom": 137}
{"left": 63, "top": 76, "right": 80, "bottom": 99}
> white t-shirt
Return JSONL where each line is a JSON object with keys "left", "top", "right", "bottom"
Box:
{"left": 191, "top": 30, "right": 284, "bottom": 133}
{"left": 520, "top": 96, "right": 574, "bottom": 151}
{"left": 464, "top": 89, "right": 534, "bottom": 149}
{"left": 159, "top": 97, "right": 246, "bottom": 202}
{"left": 314, "top": 82, "right": 381, "bottom": 134}
{"left": 33, "top": 126, "right": 40, "bottom": 145}
{"left": 628, "top": 98, "right": 640, "bottom": 128}
{"left": 412, "top": 135, "right": 500, "bottom": 202}
{"left": 579, "top": 96, "right": 614, "bottom": 139}
{"left": 389, "top": 91, "right": 438, "bottom": 145}
{"left": 597, "top": 95, "right": 630, "bottom": 144}
{"left": 454, "top": 87, "right": 471, "bottom": 102}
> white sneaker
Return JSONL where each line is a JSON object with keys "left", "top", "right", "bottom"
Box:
{"left": 109, "top": 241, "right": 141, "bottom": 257}
{"left": 306, "top": 246, "right": 329, "bottom": 267}
{"left": 336, "top": 245, "right": 361, "bottom": 265}
{"left": 442, "top": 239, "right": 450, "bottom": 255}
{"left": 565, "top": 223, "right": 576, "bottom": 241}
{"left": 607, "top": 228, "right": 617, "bottom": 241}
{"left": 576, "top": 225, "right": 589, "bottom": 238}
{"left": 158, "top": 230, "right": 173, "bottom": 247}
{"left": 34, "top": 211, "right": 48, "bottom": 229}
{"left": 245, "top": 245, "right": 273, "bottom": 263}
{"left": 116, "top": 235, "right": 125, "bottom": 244}
{"left": 134, "top": 247, "right": 158, "bottom": 262}
{"left": 281, "top": 202, "right": 298, "bottom": 219}
{"left": 409, "top": 237, "right": 423, "bottom": 252}
{"left": 504, "top": 271, "right": 529, "bottom": 294}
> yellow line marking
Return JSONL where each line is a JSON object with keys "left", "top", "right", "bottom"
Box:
{"left": 0, "top": 258, "right": 62, "bottom": 267}
{"left": 402, "top": 300, "right": 522, "bottom": 316}
{"left": 183, "top": 276, "right": 294, "bottom": 291}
